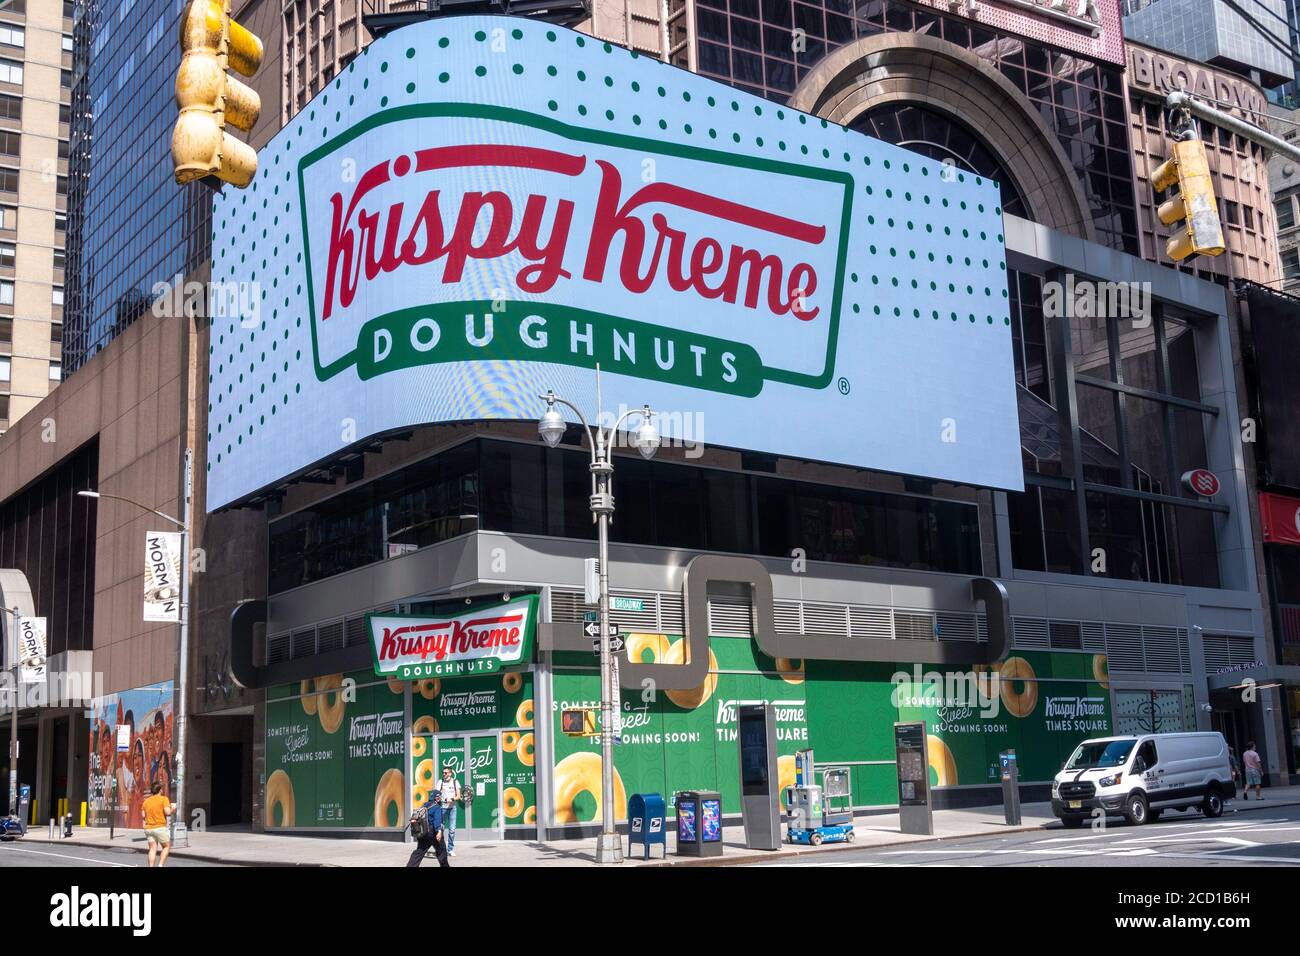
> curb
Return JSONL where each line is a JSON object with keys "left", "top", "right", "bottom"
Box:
{"left": 16, "top": 797, "right": 1300, "bottom": 868}
{"left": 642, "top": 796, "right": 1300, "bottom": 867}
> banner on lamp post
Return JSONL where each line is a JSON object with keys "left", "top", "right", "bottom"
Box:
{"left": 143, "top": 531, "right": 183, "bottom": 622}
{"left": 17, "top": 616, "right": 45, "bottom": 684}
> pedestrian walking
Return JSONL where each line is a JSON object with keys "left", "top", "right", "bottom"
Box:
{"left": 140, "top": 782, "right": 175, "bottom": 868}
{"left": 435, "top": 766, "right": 461, "bottom": 857}
{"left": 405, "top": 801, "right": 449, "bottom": 868}
{"left": 1228, "top": 746, "right": 1242, "bottom": 798}
{"left": 1242, "top": 741, "right": 1263, "bottom": 800}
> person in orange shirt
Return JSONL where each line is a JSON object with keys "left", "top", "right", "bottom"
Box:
{"left": 140, "top": 782, "right": 175, "bottom": 867}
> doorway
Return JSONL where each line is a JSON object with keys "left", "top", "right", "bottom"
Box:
{"left": 417, "top": 733, "right": 503, "bottom": 840}
{"left": 210, "top": 742, "right": 244, "bottom": 826}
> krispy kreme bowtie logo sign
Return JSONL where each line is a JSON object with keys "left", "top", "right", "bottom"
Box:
{"left": 367, "top": 595, "right": 538, "bottom": 679}
{"left": 299, "top": 107, "right": 851, "bottom": 395}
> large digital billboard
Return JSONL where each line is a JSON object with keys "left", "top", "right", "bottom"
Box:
{"left": 206, "top": 16, "right": 1021, "bottom": 509}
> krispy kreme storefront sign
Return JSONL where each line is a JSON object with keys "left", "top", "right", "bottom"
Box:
{"left": 207, "top": 16, "right": 1020, "bottom": 510}
{"left": 367, "top": 595, "right": 538, "bottom": 679}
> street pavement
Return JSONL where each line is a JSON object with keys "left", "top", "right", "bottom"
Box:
{"left": 755, "top": 802, "right": 1300, "bottom": 867}
{"left": 6, "top": 787, "right": 1299, "bottom": 867}
{"left": 0, "top": 839, "right": 227, "bottom": 867}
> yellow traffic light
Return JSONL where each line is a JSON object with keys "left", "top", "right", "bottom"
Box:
{"left": 172, "top": 0, "right": 263, "bottom": 188}
{"left": 1151, "top": 138, "right": 1225, "bottom": 262}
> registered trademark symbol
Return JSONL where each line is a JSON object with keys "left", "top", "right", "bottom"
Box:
{"left": 837, "top": 377, "right": 850, "bottom": 395}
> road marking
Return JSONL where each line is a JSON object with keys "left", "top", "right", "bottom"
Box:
{"left": 0, "top": 845, "right": 133, "bottom": 867}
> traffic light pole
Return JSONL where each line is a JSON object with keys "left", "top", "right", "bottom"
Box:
{"left": 1166, "top": 90, "right": 1300, "bottom": 166}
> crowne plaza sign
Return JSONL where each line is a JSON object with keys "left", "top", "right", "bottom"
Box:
{"left": 207, "top": 16, "right": 1021, "bottom": 509}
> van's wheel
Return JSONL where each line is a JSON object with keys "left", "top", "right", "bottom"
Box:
{"left": 810, "top": 832, "right": 823, "bottom": 846}
{"left": 1203, "top": 790, "right": 1224, "bottom": 818}
{"left": 1124, "top": 793, "right": 1149, "bottom": 826}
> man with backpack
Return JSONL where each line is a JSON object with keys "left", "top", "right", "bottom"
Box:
{"left": 434, "top": 766, "right": 462, "bottom": 857}
{"left": 405, "top": 798, "right": 449, "bottom": 868}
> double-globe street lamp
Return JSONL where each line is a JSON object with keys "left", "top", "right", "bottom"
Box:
{"left": 538, "top": 390, "right": 659, "bottom": 865}
{"left": 78, "top": 449, "right": 193, "bottom": 845}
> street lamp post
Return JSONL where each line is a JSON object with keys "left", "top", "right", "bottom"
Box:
{"left": 3, "top": 605, "right": 19, "bottom": 821}
{"left": 538, "top": 390, "right": 659, "bottom": 865}
{"left": 79, "top": 447, "right": 193, "bottom": 844}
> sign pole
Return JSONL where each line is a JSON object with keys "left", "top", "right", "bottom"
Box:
{"left": 172, "top": 448, "right": 193, "bottom": 847}
{"left": 592, "top": 426, "right": 621, "bottom": 865}
{"left": 6, "top": 607, "right": 17, "bottom": 821}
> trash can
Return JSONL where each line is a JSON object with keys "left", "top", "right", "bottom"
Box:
{"left": 674, "top": 790, "right": 723, "bottom": 858}
{"left": 628, "top": 793, "right": 667, "bottom": 860}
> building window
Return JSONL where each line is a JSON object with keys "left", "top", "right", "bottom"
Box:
{"left": 1222, "top": 200, "right": 1240, "bottom": 226}
{"left": 53, "top": 248, "right": 64, "bottom": 270}
{"left": 0, "top": 279, "right": 11, "bottom": 304}
{"left": 0, "top": 393, "right": 7, "bottom": 421}
{"left": 0, "top": 242, "right": 14, "bottom": 268}
{"left": 56, "top": 175, "right": 66, "bottom": 196}
{"left": 0, "top": 26, "right": 23, "bottom": 49}
{"left": 48, "top": 362, "right": 61, "bottom": 381}
{"left": 0, "top": 167, "right": 17, "bottom": 192}
{"left": 1284, "top": 249, "right": 1300, "bottom": 279}
{"left": 0, "top": 356, "right": 10, "bottom": 381}
{"left": 51, "top": 287, "right": 63, "bottom": 306}
{"left": 0, "top": 59, "right": 23, "bottom": 86}
{"left": 0, "top": 316, "right": 10, "bottom": 344}
{"left": 0, "top": 205, "right": 14, "bottom": 230}
{"left": 53, "top": 212, "right": 64, "bottom": 233}
{"left": 62, "top": 34, "right": 73, "bottom": 53}
{"left": 267, "top": 438, "right": 984, "bottom": 593}
{"left": 1277, "top": 197, "right": 1295, "bottom": 230}
{"left": 50, "top": 321, "right": 62, "bottom": 343}
{"left": 0, "top": 129, "right": 19, "bottom": 157}
{"left": 0, "top": 93, "right": 18, "bottom": 121}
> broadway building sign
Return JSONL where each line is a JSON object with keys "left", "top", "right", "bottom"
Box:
{"left": 367, "top": 595, "right": 538, "bottom": 679}
{"left": 207, "top": 16, "right": 1020, "bottom": 509}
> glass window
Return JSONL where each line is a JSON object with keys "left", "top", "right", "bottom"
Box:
{"left": 0, "top": 279, "right": 10, "bottom": 304}
{"left": 0, "top": 242, "right": 13, "bottom": 267}
{"left": 48, "top": 362, "right": 61, "bottom": 381}
{"left": 1284, "top": 249, "right": 1300, "bottom": 279}
{"left": 0, "top": 356, "right": 9, "bottom": 380}
{"left": 0, "top": 26, "right": 23, "bottom": 48}
{"left": 1277, "top": 198, "right": 1295, "bottom": 230}
{"left": 52, "top": 287, "right": 63, "bottom": 306}
{"left": 0, "top": 58, "right": 22, "bottom": 85}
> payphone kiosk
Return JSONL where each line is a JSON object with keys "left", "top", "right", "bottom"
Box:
{"left": 1000, "top": 750, "right": 1021, "bottom": 825}
{"left": 737, "top": 703, "right": 780, "bottom": 850}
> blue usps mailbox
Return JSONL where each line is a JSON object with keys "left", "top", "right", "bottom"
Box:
{"left": 627, "top": 793, "right": 667, "bottom": 860}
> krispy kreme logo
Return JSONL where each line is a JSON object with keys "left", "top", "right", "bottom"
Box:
{"left": 298, "top": 107, "right": 852, "bottom": 395}
{"left": 715, "top": 699, "right": 805, "bottom": 725}
{"left": 1044, "top": 696, "right": 1106, "bottom": 719}
{"left": 367, "top": 595, "right": 538, "bottom": 679}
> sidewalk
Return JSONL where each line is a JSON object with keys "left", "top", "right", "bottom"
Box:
{"left": 20, "top": 786, "right": 1300, "bottom": 867}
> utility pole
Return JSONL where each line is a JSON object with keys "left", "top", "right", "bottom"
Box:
{"left": 5, "top": 606, "right": 17, "bottom": 820}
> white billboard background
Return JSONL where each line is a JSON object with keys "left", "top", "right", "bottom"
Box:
{"left": 207, "top": 16, "right": 1021, "bottom": 509}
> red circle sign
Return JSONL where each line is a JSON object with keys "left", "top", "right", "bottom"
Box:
{"left": 1182, "top": 469, "right": 1220, "bottom": 497}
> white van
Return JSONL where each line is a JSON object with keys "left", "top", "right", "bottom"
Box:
{"left": 1051, "top": 732, "right": 1234, "bottom": 827}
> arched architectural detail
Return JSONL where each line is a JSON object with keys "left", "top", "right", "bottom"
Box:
{"left": 789, "top": 32, "right": 1096, "bottom": 242}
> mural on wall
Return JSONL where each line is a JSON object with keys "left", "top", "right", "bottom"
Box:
{"left": 264, "top": 670, "right": 406, "bottom": 829}
{"left": 87, "top": 681, "right": 175, "bottom": 829}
